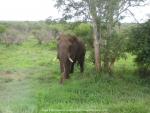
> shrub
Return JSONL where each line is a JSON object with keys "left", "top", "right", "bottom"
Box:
{"left": 32, "top": 29, "right": 53, "bottom": 44}
{"left": 0, "top": 24, "right": 7, "bottom": 33}
{"left": 74, "top": 23, "right": 91, "bottom": 36}
{"left": 1, "top": 28, "right": 26, "bottom": 46}
{"left": 0, "top": 24, "right": 7, "bottom": 42}
{"left": 128, "top": 20, "right": 150, "bottom": 76}
{"left": 73, "top": 23, "right": 92, "bottom": 48}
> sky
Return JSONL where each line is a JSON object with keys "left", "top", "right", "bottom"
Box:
{"left": 0, "top": 0, "right": 150, "bottom": 23}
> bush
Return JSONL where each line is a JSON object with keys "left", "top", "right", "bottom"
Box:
{"left": 73, "top": 23, "right": 92, "bottom": 48}
{"left": 0, "top": 24, "right": 7, "bottom": 42}
{"left": 0, "top": 28, "right": 26, "bottom": 46}
{"left": 128, "top": 20, "right": 150, "bottom": 76}
{"left": 0, "top": 24, "right": 7, "bottom": 33}
{"left": 74, "top": 23, "right": 91, "bottom": 36}
{"left": 32, "top": 29, "right": 53, "bottom": 44}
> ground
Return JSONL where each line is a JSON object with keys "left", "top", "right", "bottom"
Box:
{"left": 0, "top": 38, "right": 150, "bottom": 113}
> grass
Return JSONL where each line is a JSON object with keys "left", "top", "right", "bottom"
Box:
{"left": 0, "top": 38, "right": 150, "bottom": 113}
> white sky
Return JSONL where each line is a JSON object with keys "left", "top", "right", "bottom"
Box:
{"left": 0, "top": 0, "right": 150, "bottom": 23}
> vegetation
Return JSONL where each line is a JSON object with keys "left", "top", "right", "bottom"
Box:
{"left": 128, "top": 20, "right": 150, "bottom": 77}
{"left": 0, "top": 22, "right": 58, "bottom": 46}
{"left": 0, "top": 35, "right": 150, "bottom": 113}
{"left": 55, "top": 0, "right": 147, "bottom": 72}
{"left": 0, "top": 18, "right": 150, "bottom": 112}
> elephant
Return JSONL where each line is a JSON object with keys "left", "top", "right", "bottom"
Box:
{"left": 57, "top": 34, "right": 86, "bottom": 84}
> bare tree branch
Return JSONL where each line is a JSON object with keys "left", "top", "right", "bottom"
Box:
{"left": 127, "top": 9, "right": 139, "bottom": 23}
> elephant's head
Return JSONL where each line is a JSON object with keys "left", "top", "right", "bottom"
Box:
{"left": 58, "top": 38, "right": 74, "bottom": 63}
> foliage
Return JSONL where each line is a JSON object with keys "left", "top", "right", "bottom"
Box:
{"left": 47, "top": 22, "right": 93, "bottom": 48}
{"left": 55, "top": 0, "right": 146, "bottom": 22}
{"left": 105, "top": 28, "right": 128, "bottom": 59}
{"left": 0, "top": 21, "right": 59, "bottom": 45}
{"left": 128, "top": 20, "right": 150, "bottom": 76}
{"left": 73, "top": 23, "right": 93, "bottom": 47}
{"left": 32, "top": 28, "right": 53, "bottom": 44}
{"left": 74, "top": 23, "right": 91, "bottom": 36}
{"left": 0, "top": 28, "right": 27, "bottom": 46}
{"left": 0, "top": 22, "right": 33, "bottom": 45}
{"left": 55, "top": 0, "right": 147, "bottom": 72}
{"left": 0, "top": 24, "right": 7, "bottom": 34}
{"left": 0, "top": 24, "right": 7, "bottom": 43}
{"left": 89, "top": 24, "right": 128, "bottom": 73}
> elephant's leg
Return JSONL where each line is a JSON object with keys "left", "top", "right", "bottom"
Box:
{"left": 80, "top": 62, "right": 84, "bottom": 73}
{"left": 70, "top": 63, "right": 74, "bottom": 73}
{"left": 60, "top": 64, "right": 66, "bottom": 84}
{"left": 62, "top": 62, "right": 70, "bottom": 79}
{"left": 60, "top": 62, "right": 63, "bottom": 73}
{"left": 79, "top": 58, "right": 84, "bottom": 73}
{"left": 65, "top": 62, "right": 71, "bottom": 79}
{"left": 60, "top": 61, "right": 66, "bottom": 84}
{"left": 60, "top": 61, "right": 71, "bottom": 84}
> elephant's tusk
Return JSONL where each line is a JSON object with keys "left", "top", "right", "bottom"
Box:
{"left": 68, "top": 57, "right": 73, "bottom": 63}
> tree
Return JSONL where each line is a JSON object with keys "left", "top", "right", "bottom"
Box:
{"left": 100, "top": 0, "right": 148, "bottom": 73}
{"left": 89, "top": 0, "right": 102, "bottom": 71}
{"left": 54, "top": 0, "right": 147, "bottom": 72}
{"left": 128, "top": 20, "right": 150, "bottom": 77}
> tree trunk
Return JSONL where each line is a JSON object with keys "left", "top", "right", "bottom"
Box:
{"left": 93, "top": 20, "right": 101, "bottom": 71}
{"left": 89, "top": 0, "right": 101, "bottom": 72}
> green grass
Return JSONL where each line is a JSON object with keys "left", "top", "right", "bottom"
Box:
{"left": 0, "top": 38, "right": 150, "bottom": 113}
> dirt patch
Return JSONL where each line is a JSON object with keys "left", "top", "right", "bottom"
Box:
{"left": 0, "top": 71, "right": 24, "bottom": 81}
